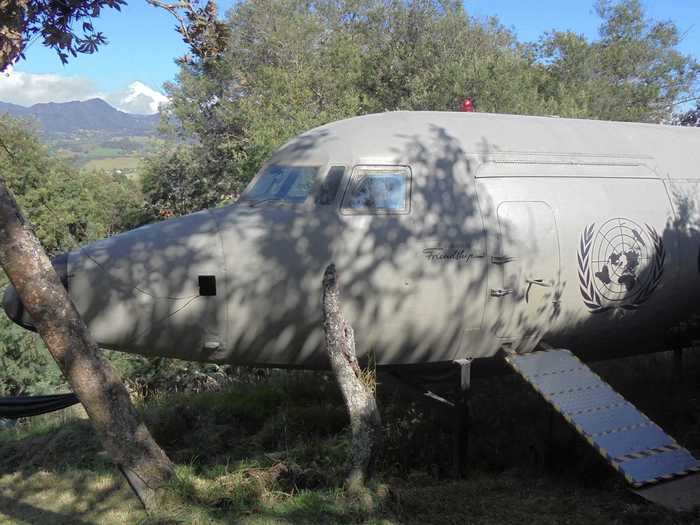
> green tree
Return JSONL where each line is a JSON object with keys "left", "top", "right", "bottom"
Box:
{"left": 146, "top": 0, "right": 553, "bottom": 215}
{"left": 0, "top": 315, "right": 65, "bottom": 396}
{"left": 538, "top": 0, "right": 699, "bottom": 122}
{"left": 141, "top": 145, "right": 237, "bottom": 218}
{"left": 0, "top": 115, "right": 145, "bottom": 396}
{"left": 1, "top": 0, "right": 175, "bottom": 508}
{"left": 675, "top": 103, "right": 700, "bottom": 127}
{"left": 0, "top": 115, "right": 145, "bottom": 254}
{"left": 146, "top": 0, "right": 698, "bottom": 217}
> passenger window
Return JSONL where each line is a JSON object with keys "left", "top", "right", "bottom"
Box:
{"left": 315, "top": 166, "right": 345, "bottom": 205}
{"left": 341, "top": 166, "right": 411, "bottom": 214}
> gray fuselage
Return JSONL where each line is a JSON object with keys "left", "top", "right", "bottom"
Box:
{"left": 5, "top": 111, "right": 700, "bottom": 368}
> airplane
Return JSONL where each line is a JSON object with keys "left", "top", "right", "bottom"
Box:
{"left": 4, "top": 111, "right": 700, "bottom": 509}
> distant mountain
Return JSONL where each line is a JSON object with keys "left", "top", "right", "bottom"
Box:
{"left": 0, "top": 98, "right": 159, "bottom": 135}
{"left": 0, "top": 101, "right": 27, "bottom": 116}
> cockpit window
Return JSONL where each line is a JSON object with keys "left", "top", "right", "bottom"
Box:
{"left": 315, "top": 166, "right": 345, "bottom": 205}
{"left": 245, "top": 165, "right": 319, "bottom": 203}
{"left": 341, "top": 166, "right": 411, "bottom": 214}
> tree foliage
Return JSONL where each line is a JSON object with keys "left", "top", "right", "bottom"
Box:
{"left": 141, "top": 145, "right": 238, "bottom": 218}
{"left": 0, "top": 0, "right": 125, "bottom": 70}
{"left": 0, "top": 115, "right": 145, "bottom": 395}
{"left": 144, "top": 0, "right": 699, "bottom": 217}
{"left": 539, "top": 0, "right": 699, "bottom": 122}
{"left": 0, "top": 117, "right": 145, "bottom": 254}
{"left": 0, "top": 315, "right": 64, "bottom": 396}
{"left": 675, "top": 103, "right": 700, "bottom": 127}
{"left": 145, "top": 0, "right": 229, "bottom": 67}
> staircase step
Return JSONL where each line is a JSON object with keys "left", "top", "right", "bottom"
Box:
{"left": 506, "top": 349, "right": 700, "bottom": 498}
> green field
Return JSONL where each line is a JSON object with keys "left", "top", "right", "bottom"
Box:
{"left": 85, "top": 147, "right": 124, "bottom": 158}
{"left": 1, "top": 352, "right": 699, "bottom": 524}
{"left": 45, "top": 131, "right": 164, "bottom": 177}
{"left": 82, "top": 156, "right": 143, "bottom": 174}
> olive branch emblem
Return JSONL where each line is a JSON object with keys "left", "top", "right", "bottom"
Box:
{"left": 624, "top": 225, "right": 665, "bottom": 310}
{"left": 577, "top": 222, "right": 665, "bottom": 313}
{"left": 578, "top": 224, "right": 610, "bottom": 313}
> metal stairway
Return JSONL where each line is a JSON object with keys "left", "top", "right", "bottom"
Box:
{"left": 506, "top": 349, "right": 700, "bottom": 511}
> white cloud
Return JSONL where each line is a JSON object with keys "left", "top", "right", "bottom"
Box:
{"left": 0, "top": 67, "right": 98, "bottom": 107}
{"left": 0, "top": 68, "right": 168, "bottom": 115}
{"left": 103, "top": 82, "right": 169, "bottom": 114}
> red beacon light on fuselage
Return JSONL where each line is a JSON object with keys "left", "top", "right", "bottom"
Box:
{"left": 460, "top": 98, "right": 474, "bottom": 112}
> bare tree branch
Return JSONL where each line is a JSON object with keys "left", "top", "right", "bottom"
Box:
{"left": 0, "top": 173, "right": 176, "bottom": 509}
{"left": 145, "top": 0, "right": 229, "bottom": 67}
{"left": 322, "top": 263, "right": 382, "bottom": 492}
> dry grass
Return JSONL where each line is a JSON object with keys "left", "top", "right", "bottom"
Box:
{"left": 0, "top": 470, "right": 144, "bottom": 524}
{"left": 358, "top": 353, "right": 378, "bottom": 395}
{"left": 0, "top": 352, "right": 698, "bottom": 524}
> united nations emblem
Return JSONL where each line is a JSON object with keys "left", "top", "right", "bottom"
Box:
{"left": 577, "top": 218, "right": 665, "bottom": 313}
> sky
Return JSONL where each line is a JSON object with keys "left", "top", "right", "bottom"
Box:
{"left": 1, "top": 0, "right": 698, "bottom": 113}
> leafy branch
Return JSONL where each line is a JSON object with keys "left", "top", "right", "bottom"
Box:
{"left": 0, "top": 0, "right": 125, "bottom": 70}
{"left": 145, "top": 0, "right": 229, "bottom": 67}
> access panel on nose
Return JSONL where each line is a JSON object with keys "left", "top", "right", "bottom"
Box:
{"left": 68, "top": 209, "right": 225, "bottom": 359}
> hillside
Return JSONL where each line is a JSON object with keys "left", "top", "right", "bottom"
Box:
{"left": 0, "top": 98, "right": 166, "bottom": 176}
{"left": 0, "top": 99, "right": 159, "bottom": 136}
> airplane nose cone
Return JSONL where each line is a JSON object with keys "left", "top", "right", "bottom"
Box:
{"left": 2, "top": 252, "right": 70, "bottom": 332}
{"left": 2, "top": 284, "right": 30, "bottom": 330}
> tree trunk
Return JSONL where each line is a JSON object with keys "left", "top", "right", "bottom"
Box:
{"left": 0, "top": 175, "right": 174, "bottom": 510}
{"left": 321, "top": 264, "right": 381, "bottom": 491}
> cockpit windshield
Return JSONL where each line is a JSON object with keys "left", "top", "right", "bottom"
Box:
{"left": 243, "top": 165, "right": 319, "bottom": 204}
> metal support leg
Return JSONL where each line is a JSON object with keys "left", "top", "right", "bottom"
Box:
{"left": 672, "top": 348, "right": 684, "bottom": 432}
{"left": 673, "top": 348, "right": 684, "bottom": 384}
{"left": 545, "top": 404, "right": 555, "bottom": 468}
{"left": 453, "top": 359, "right": 471, "bottom": 478}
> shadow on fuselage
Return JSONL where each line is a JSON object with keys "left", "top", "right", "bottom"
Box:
{"left": 4, "top": 118, "right": 700, "bottom": 374}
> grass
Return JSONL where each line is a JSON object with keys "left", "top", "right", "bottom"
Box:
{"left": 0, "top": 351, "right": 699, "bottom": 524}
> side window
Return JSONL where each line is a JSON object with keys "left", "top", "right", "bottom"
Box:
{"left": 341, "top": 166, "right": 411, "bottom": 214}
{"left": 315, "top": 166, "right": 345, "bottom": 205}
